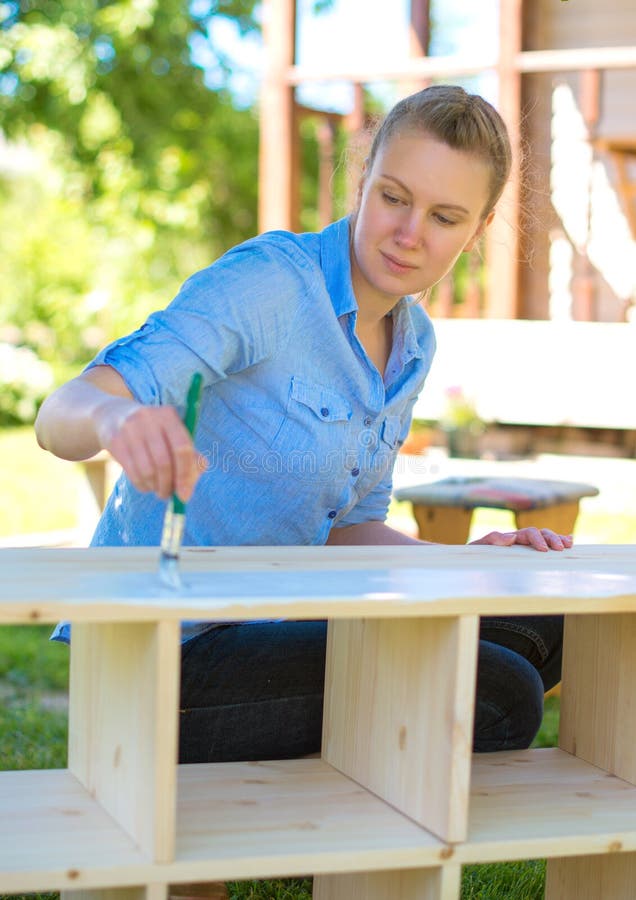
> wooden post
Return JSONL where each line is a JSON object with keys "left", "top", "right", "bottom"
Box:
{"left": 258, "top": 0, "right": 297, "bottom": 232}
{"left": 317, "top": 116, "right": 336, "bottom": 229}
{"left": 344, "top": 83, "right": 367, "bottom": 212}
{"left": 403, "top": 0, "right": 431, "bottom": 96}
{"left": 485, "top": 0, "right": 522, "bottom": 318}
{"left": 545, "top": 613, "right": 636, "bottom": 897}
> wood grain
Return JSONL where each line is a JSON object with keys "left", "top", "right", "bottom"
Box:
{"left": 313, "top": 866, "right": 461, "bottom": 900}
{"left": 68, "top": 621, "right": 180, "bottom": 861}
{"left": 322, "top": 616, "right": 478, "bottom": 842}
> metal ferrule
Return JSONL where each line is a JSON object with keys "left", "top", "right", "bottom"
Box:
{"left": 160, "top": 505, "right": 185, "bottom": 557}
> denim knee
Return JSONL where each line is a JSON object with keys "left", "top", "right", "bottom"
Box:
{"left": 479, "top": 615, "right": 563, "bottom": 692}
{"left": 474, "top": 639, "right": 545, "bottom": 753}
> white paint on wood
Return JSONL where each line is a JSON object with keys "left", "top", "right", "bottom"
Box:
{"left": 2, "top": 545, "right": 636, "bottom": 624}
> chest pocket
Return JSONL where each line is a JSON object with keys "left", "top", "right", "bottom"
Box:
{"left": 380, "top": 415, "right": 402, "bottom": 449}
{"left": 271, "top": 377, "right": 353, "bottom": 482}
{"left": 290, "top": 378, "right": 352, "bottom": 423}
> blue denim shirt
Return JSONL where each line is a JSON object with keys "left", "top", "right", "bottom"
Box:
{"left": 53, "top": 217, "right": 435, "bottom": 641}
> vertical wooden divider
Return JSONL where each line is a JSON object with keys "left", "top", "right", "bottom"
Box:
{"left": 313, "top": 864, "right": 461, "bottom": 900}
{"left": 67, "top": 621, "right": 181, "bottom": 864}
{"left": 546, "top": 613, "right": 636, "bottom": 898}
{"left": 68, "top": 887, "right": 167, "bottom": 900}
{"left": 320, "top": 616, "right": 479, "bottom": 841}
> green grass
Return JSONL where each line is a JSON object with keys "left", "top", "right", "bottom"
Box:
{"left": 0, "top": 426, "right": 84, "bottom": 536}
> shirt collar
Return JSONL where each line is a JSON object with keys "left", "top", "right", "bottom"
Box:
{"left": 320, "top": 216, "right": 358, "bottom": 317}
{"left": 320, "top": 215, "right": 427, "bottom": 361}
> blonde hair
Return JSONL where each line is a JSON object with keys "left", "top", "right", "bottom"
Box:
{"left": 367, "top": 84, "right": 512, "bottom": 217}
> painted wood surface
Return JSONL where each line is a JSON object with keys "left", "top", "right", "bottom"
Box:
{"left": 322, "top": 616, "right": 478, "bottom": 842}
{"left": 2, "top": 545, "right": 636, "bottom": 623}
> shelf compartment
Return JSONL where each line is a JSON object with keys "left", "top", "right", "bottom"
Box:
{"left": 5, "top": 751, "right": 636, "bottom": 894}
{"left": 463, "top": 748, "right": 636, "bottom": 863}
{"left": 173, "top": 758, "right": 446, "bottom": 882}
{"left": 0, "top": 768, "right": 151, "bottom": 893}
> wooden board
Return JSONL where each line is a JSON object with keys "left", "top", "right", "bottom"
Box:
{"left": 0, "top": 769, "right": 150, "bottom": 893}
{"left": 4, "top": 753, "right": 636, "bottom": 893}
{"left": 322, "top": 616, "right": 478, "bottom": 842}
{"left": 69, "top": 621, "right": 180, "bottom": 861}
{"left": 545, "top": 852, "right": 636, "bottom": 899}
{"left": 313, "top": 866, "right": 461, "bottom": 900}
{"left": 463, "top": 748, "right": 636, "bottom": 863}
{"left": 2, "top": 545, "right": 636, "bottom": 624}
{"left": 559, "top": 613, "right": 636, "bottom": 784}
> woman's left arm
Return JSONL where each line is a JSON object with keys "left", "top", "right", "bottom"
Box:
{"left": 327, "top": 521, "right": 573, "bottom": 551}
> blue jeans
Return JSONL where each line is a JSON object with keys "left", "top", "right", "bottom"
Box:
{"left": 178, "top": 615, "right": 563, "bottom": 763}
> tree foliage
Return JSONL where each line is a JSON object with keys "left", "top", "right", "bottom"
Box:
{"left": 0, "top": 0, "right": 265, "bottom": 373}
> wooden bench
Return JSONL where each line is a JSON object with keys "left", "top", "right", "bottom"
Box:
{"left": 394, "top": 476, "right": 599, "bottom": 543}
{"left": 1, "top": 544, "right": 636, "bottom": 899}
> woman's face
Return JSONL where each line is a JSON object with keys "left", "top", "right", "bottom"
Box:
{"left": 350, "top": 131, "right": 494, "bottom": 310}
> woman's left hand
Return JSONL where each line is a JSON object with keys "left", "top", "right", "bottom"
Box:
{"left": 470, "top": 527, "right": 573, "bottom": 552}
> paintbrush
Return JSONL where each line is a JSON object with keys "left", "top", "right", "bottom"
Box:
{"left": 159, "top": 372, "right": 203, "bottom": 590}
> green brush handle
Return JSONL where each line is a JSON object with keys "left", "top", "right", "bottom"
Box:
{"left": 173, "top": 372, "right": 203, "bottom": 515}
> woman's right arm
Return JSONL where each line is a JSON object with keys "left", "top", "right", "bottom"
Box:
{"left": 35, "top": 366, "right": 202, "bottom": 501}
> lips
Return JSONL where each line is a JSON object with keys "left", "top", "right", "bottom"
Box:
{"left": 380, "top": 251, "right": 418, "bottom": 273}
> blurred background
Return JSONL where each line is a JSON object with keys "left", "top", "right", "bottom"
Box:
{"left": 1, "top": 6, "right": 635, "bottom": 899}
{"left": 1, "top": 0, "right": 635, "bottom": 547}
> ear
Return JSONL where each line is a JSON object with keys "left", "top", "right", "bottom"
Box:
{"left": 356, "top": 158, "right": 369, "bottom": 205}
{"left": 463, "top": 209, "right": 495, "bottom": 253}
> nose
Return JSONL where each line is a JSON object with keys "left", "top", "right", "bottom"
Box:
{"left": 395, "top": 211, "right": 423, "bottom": 249}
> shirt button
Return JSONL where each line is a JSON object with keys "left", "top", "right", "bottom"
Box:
{"left": 363, "top": 416, "right": 372, "bottom": 426}
{"left": 327, "top": 509, "right": 337, "bottom": 519}
{"left": 320, "top": 407, "right": 329, "bottom": 417}
{"left": 351, "top": 467, "right": 360, "bottom": 477}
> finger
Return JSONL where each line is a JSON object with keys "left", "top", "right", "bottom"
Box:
{"left": 145, "top": 429, "right": 177, "bottom": 500}
{"left": 469, "top": 531, "right": 517, "bottom": 547}
{"left": 540, "top": 529, "right": 574, "bottom": 551}
{"left": 518, "top": 527, "right": 551, "bottom": 551}
{"left": 110, "top": 431, "right": 159, "bottom": 495}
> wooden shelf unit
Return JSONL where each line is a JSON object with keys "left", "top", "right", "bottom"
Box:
{"left": 2, "top": 544, "right": 636, "bottom": 899}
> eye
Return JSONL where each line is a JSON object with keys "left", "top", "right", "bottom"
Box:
{"left": 433, "top": 212, "right": 457, "bottom": 226}
{"left": 382, "top": 191, "right": 405, "bottom": 206}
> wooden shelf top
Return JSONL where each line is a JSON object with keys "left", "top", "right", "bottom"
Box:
{"left": 3, "top": 751, "right": 636, "bottom": 892}
{"left": 2, "top": 545, "right": 636, "bottom": 623}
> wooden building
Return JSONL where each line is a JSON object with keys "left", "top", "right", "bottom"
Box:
{"left": 258, "top": 0, "right": 636, "bottom": 325}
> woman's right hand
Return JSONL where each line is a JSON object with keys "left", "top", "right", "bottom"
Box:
{"left": 95, "top": 398, "right": 205, "bottom": 501}
{"left": 35, "top": 364, "right": 206, "bottom": 502}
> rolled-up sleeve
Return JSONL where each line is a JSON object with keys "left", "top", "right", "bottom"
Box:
{"left": 85, "top": 241, "right": 306, "bottom": 407}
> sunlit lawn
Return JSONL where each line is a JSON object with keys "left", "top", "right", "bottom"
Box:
{"left": 0, "top": 426, "right": 631, "bottom": 899}
{"left": 0, "top": 426, "right": 84, "bottom": 536}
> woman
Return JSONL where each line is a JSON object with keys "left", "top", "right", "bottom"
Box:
{"left": 36, "top": 85, "right": 569, "bottom": 767}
